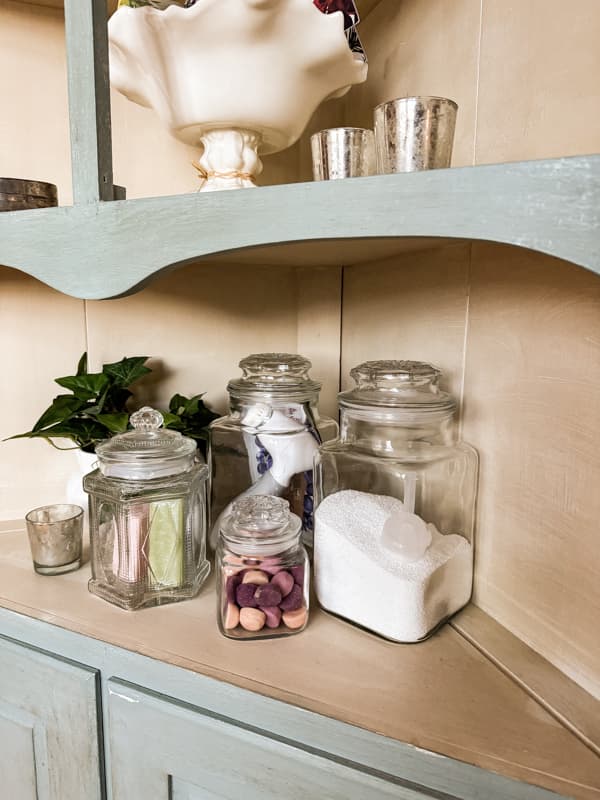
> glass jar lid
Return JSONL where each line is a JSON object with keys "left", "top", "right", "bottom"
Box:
{"left": 220, "top": 495, "right": 302, "bottom": 556}
{"left": 95, "top": 407, "right": 197, "bottom": 479}
{"left": 339, "top": 360, "right": 456, "bottom": 416}
{"left": 227, "top": 353, "right": 321, "bottom": 402}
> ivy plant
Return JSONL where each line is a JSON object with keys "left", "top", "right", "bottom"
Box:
{"left": 8, "top": 353, "right": 218, "bottom": 454}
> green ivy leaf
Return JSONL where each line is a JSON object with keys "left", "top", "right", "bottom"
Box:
{"left": 31, "top": 395, "right": 87, "bottom": 432}
{"left": 168, "top": 393, "right": 188, "bottom": 415}
{"left": 103, "top": 356, "right": 151, "bottom": 388}
{"left": 161, "top": 412, "right": 183, "bottom": 429}
{"left": 55, "top": 372, "right": 109, "bottom": 401}
{"left": 76, "top": 352, "right": 88, "bottom": 376}
{"left": 96, "top": 413, "right": 130, "bottom": 434}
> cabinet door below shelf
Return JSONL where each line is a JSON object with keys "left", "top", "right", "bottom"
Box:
{"left": 0, "top": 634, "right": 103, "bottom": 800}
{"left": 108, "top": 679, "right": 444, "bottom": 800}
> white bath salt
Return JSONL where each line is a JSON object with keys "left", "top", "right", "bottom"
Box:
{"left": 314, "top": 490, "right": 472, "bottom": 642}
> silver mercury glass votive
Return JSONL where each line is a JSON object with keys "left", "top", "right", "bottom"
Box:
{"left": 25, "top": 504, "right": 83, "bottom": 575}
{"left": 311, "top": 127, "right": 376, "bottom": 181}
{"left": 374, "top": 96, "right": 458, "bottom": 174}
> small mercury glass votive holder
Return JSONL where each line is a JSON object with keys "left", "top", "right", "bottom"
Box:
{"left": 374, "top": 96, "right": 458, "bottom": 174}
{"left": 311, "top": 127, "right": 376, "bottom": 181}
{"left": 25, "top": 504, "right": 83, "bottom": 576}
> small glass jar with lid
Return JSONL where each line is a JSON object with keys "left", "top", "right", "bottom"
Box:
{"left": 208, "top": 353, "right": 338, "bottom": 549}
{"left": 217, "top": 495, "right": 309, "bottom": 640}
{"left": 314, "top": 361, "right": 478, "bottom": 643}
{"left": 84, "top": 407, "right": 210, "bottom": 611}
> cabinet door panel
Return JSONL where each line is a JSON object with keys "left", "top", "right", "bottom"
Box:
{"left": 109, "top": 680, "right": 443, "bottom": 800}
{"left": 0, "top": 704, "right": 41, "bottom": 799}
{"left": 0, "top": 635, "right": 103, "bottom": 800}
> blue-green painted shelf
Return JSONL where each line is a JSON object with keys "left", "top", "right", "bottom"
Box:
{"left": 0, "top": 154, "right": 598, "bottom": 299}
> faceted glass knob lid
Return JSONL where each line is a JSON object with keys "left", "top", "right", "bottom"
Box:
{"left": 231, "top": 495, "right": 290, "bottom": 533}
{"left": 239, "top": 353, "right": 313, "bottom": 383}
{"left": 350, "top": 360, "right": 441, "bottom": 391}
{"left": 130, "top": 406, "right": 164, "bottom": 431}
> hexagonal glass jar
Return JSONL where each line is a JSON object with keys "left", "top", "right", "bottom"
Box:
{"left": 313, "top": 361, "right": 478, "bottom": 643}
{"left": 84, "top": 407, "right": 210, "bottom": 610}
{"left": 208, "top": 353, "right": 338, "bottom": 549}
{"left": 217, "top": 496, "right": 309, "bottom": 640}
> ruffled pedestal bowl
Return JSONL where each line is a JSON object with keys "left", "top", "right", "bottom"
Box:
{"left": 108, "top": 0, "right": 368, "bottom": 191}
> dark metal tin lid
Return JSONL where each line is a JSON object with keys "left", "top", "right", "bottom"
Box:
{"left": 0, "top": 178, "right": 58, "bottom": 212}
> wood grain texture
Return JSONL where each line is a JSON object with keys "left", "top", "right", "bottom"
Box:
{"left": 451, "top": 605, "right": 600, "bottom": 756}
{"left": 462, "top": 243, "right": 600, "bottom": 701}
{"left": 64, "top": 0, "right": 114, "bottom": 203}
{"left": 0, "top": 156, "right": 598, "bottom": 298}
{"left": 341, "top": 243, "right": 470, "bottom": 399}
{"left": 0, "top": 529, "right": 598, "bottom": 798}
{"left": 0, "top": 635, "right": 102, "bottom": 799}
{"left": 475, "top": 0, "right": 600, "bottom": 164}
{"left": 0, "top": 269, "right": 87, "bottom": 522}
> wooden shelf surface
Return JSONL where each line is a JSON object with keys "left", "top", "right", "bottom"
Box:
{"left": 0, "top": 156, "right": 598, "bottom": 299}
{"left": 0, "top": 524, "right": 598, "bottom": 798}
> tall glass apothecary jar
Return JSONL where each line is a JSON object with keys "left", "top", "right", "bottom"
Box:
{"left": 84, "top": 407, "right": 210, "bottom": 610}
{"left": 314, "top": 361, "right": 478, "bottom": 643}
{"left": 209, "top": 353, "right": 337, "bottom": 549}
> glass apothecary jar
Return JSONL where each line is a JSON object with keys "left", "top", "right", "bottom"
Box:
{"left": 209, "top": 353, "right": 337, "bottom": 549}
{"left": 217, "top": 495, "right": 309, "bottom": 640}
{"left": 84, "top": 407, "right": 210, "bottom": 610}
{"left": 314, "top": 361, "right": 478, "bottom": 643}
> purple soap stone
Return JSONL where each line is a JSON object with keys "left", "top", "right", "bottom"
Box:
{"left": 279, "top": 584, "right": 303, "bottom": 612}
{"left": 271, "top": 570, "right": 294, "bottom": 598}
{"left": 226, "top": 574, "right": 242, "bottom": 604}
{"left": 236, "top": 583, "right": 259, "bottom": 608}
{"left": 262, "top": 606, "right": 282, "bottom": 629}
{"left": 290, "top": 565, "right": 305, "bottom": 586}
{"left": 254, "top": 584, "right": 282, "bottom": 608}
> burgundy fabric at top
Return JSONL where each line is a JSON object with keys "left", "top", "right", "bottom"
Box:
{"left": 313, "top": 0, "right": 359, "bottom": 30}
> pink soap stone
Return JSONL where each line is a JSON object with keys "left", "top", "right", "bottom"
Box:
{"left": 242, "top": 569, "right": 269, "bottom": 585}
{"left": 290, "top": 565, "right": 305, "bottom": 586}
{"left": 223, "top": 603, "right": 240, "bottom": 630}
{"left": 271, "top": 570, "right": 294, "bottom": 598}
{"left": 282, "top": 607, "right": 308, "bottom": 630}
{"left": 279, "top": 584, "right": 303, "bottom": 612}
{"left": 239, "top": 607, "right": 266, "bottom": 632}
{"left": 262, "top": 606, "right": 282, "bottom": 629}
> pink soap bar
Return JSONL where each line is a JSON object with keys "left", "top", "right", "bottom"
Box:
{"left": 271, "top": 570, "right": 294, "bottom": 598}
{"left": 282, "top": 607, "right": 308, "bottom": 630}
{"left": 240, "top": 607, "right": 266, "bottom": 632}
{"left": 262, "top": 606, "right": 282, "bottom": 629}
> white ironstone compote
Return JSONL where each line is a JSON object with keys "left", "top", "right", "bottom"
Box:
{"left": 108, "top": 0, "right": 368, "bottom": 191}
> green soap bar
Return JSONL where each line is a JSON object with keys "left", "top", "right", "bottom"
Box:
{"left": 148, "top": 500, "right": 184, "bottom": 588}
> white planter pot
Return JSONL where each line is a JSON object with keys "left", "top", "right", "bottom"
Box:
{"left": 108, "top": 0, "right": 367, "bottom": 190}
{"left": 65, "top": 450, "right": 97, "bottom": 532}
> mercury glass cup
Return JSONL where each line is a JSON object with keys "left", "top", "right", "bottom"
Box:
{"left": 311, "top": 127, "right": 375, "bottom": 180}
{"left": 25, "top": 504, "right": 83, "bottom": 575}
{"left": 374, "top": 96, "right": 458, "bottom": 173}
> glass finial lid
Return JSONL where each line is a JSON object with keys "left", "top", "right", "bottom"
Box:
{"left": 220, "top": 495, "right": 302, "bottom": 554}
{"left": 339, "top": 360, "right": 456, "bottom": 414}
{"left": 228, "top": 353, "right": 321, "bottom": 400}
{"left": 95, "top": 406, "right": 198, "bottom": 479}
